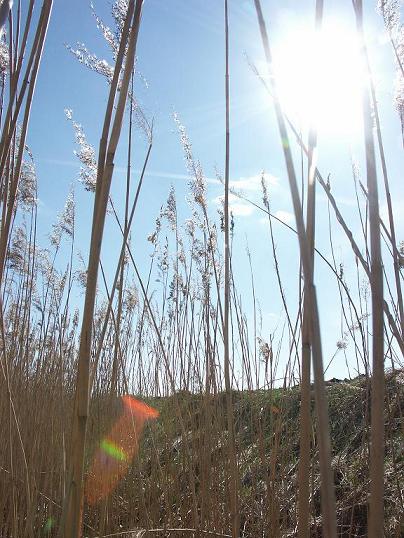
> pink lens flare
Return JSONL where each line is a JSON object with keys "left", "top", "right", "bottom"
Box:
{"left": 85, "top": 396, "right": 159, "bottom": 505}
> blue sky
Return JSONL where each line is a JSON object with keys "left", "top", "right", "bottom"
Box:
{"left": 25, "top": 0, "right": 403, "bottom": 383}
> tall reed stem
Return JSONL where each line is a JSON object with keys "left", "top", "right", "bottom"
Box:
{"left": 353, "top": 2, "right": 385, "bottom": 535}
{"left": 60, "top": 2, "right": 143, "bottom": 536}
{"left": 223, "top": 2, "right": 238, "bottom": 536}
{"left": 253, "top": 1, "right": 337, "bottom": 536}
{"left": 298, "top": 3, "right": 323, "bottom": 536}
{"left": 0, "top": 0, "right": 52, "bottom": 285}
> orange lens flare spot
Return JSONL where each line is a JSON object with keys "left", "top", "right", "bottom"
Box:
{"left": 85, "top": 396, "right": 159, "bottom": 505}
{"left": 122, "top": 395, "right": 159, "bottom": 419}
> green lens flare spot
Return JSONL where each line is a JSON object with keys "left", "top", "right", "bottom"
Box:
{"left": 44, "top": 516, "right": 55, "bottom": 533}
{"left": 100, "top": 439, "right": 127, "bottom": 462}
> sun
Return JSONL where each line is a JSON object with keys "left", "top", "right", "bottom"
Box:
{"left": 267, "top": 18, "right": 366, "bottom": 139}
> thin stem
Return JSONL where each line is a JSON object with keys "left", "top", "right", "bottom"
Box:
{"left": 253, "top": 2, "right": 337, "bottom": 536}
{"left": 353, "top": 2, "right": 385, "bottom": 536}
{"left": 223, "top": 2, "right": 238, "bottom": 536}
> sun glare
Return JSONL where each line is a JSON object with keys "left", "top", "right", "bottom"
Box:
{"left": 267, "top": 19, "right": 366, "bottom": 139}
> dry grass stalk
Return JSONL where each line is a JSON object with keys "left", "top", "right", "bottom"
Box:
{"left": 60, "top": 2, "right": 144, "bottom": 536}
{"left": 89, "top": 141, "right": 152, "bottom": 393}
{"left": 247, "top": 51, "right": 403, "bottom": 357}
{"left": 353, "top": 2, "right": 385, "bottom": 536}
{"left": 369, "top": 49, "right": 403, "bottom": 340}
{"left": 223, "top": 2, "right": 239, "bottom": 537}
{"left": 0, "top": 0, "right": 52, "bottom": 284}
{"left": 252, "top": 1, "right": 337, "bottom": 536}
{"left": 0, "top": 2, "right": 402, "bottom": 536}
{"left": 298, "top": 2, "right": 323, "bottom": 536}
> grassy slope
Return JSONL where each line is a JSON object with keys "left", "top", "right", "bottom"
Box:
{"left": 81, "top": 370, "right": 404, "bottom": 537}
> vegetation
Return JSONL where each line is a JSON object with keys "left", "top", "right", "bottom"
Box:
{"left": 0, "top": 0, "right": 402, "bottom": 537}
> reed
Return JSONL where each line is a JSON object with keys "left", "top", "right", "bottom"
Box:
{"left": 0, "top": 2, "right": 402, "bottom": 537}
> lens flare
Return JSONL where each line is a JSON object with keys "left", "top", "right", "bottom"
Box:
{"left": 257, "top": 17, "right": 365, "bottom": 139}
{"left": 100, "top": 439, "right": 128, "bottom": 462}
{"left": 85, "top": 396, "right": 159, "bottom": 505}
{"left": 122, "top": 394, "right": 160, "bottom": 418}
{"left": 43, "top": 516, "right": 55, "bottom": 533}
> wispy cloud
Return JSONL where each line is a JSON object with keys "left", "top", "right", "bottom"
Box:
{"left": 145, "top": 170, "right": 220, "bottom": 185}
{"left": 211, "top": 172, "right": 279, "bottom": 218}
{"left": 274, "top": 210, "right": 294, "bottom": 224}
{"left": 229, "top": 202, "right": 255, "bottom": 217}
{"left": 212, "top": 193, "right": 254, "bottom": 217}
{"left": 37, "top": 158, "right": 78, "bottom": 168}
{"left": 230, "top": 172, "right": 278, "bottom": 193}
{"left": 259, "top": 209, "right": 294, "bottom": 226}
{"left": 37, "top": 158, "right": 221, "bottom": 185}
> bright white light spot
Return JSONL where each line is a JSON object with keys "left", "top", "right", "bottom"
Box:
{"left": 265, "top": 19, "right": 366, "bottom": 138}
